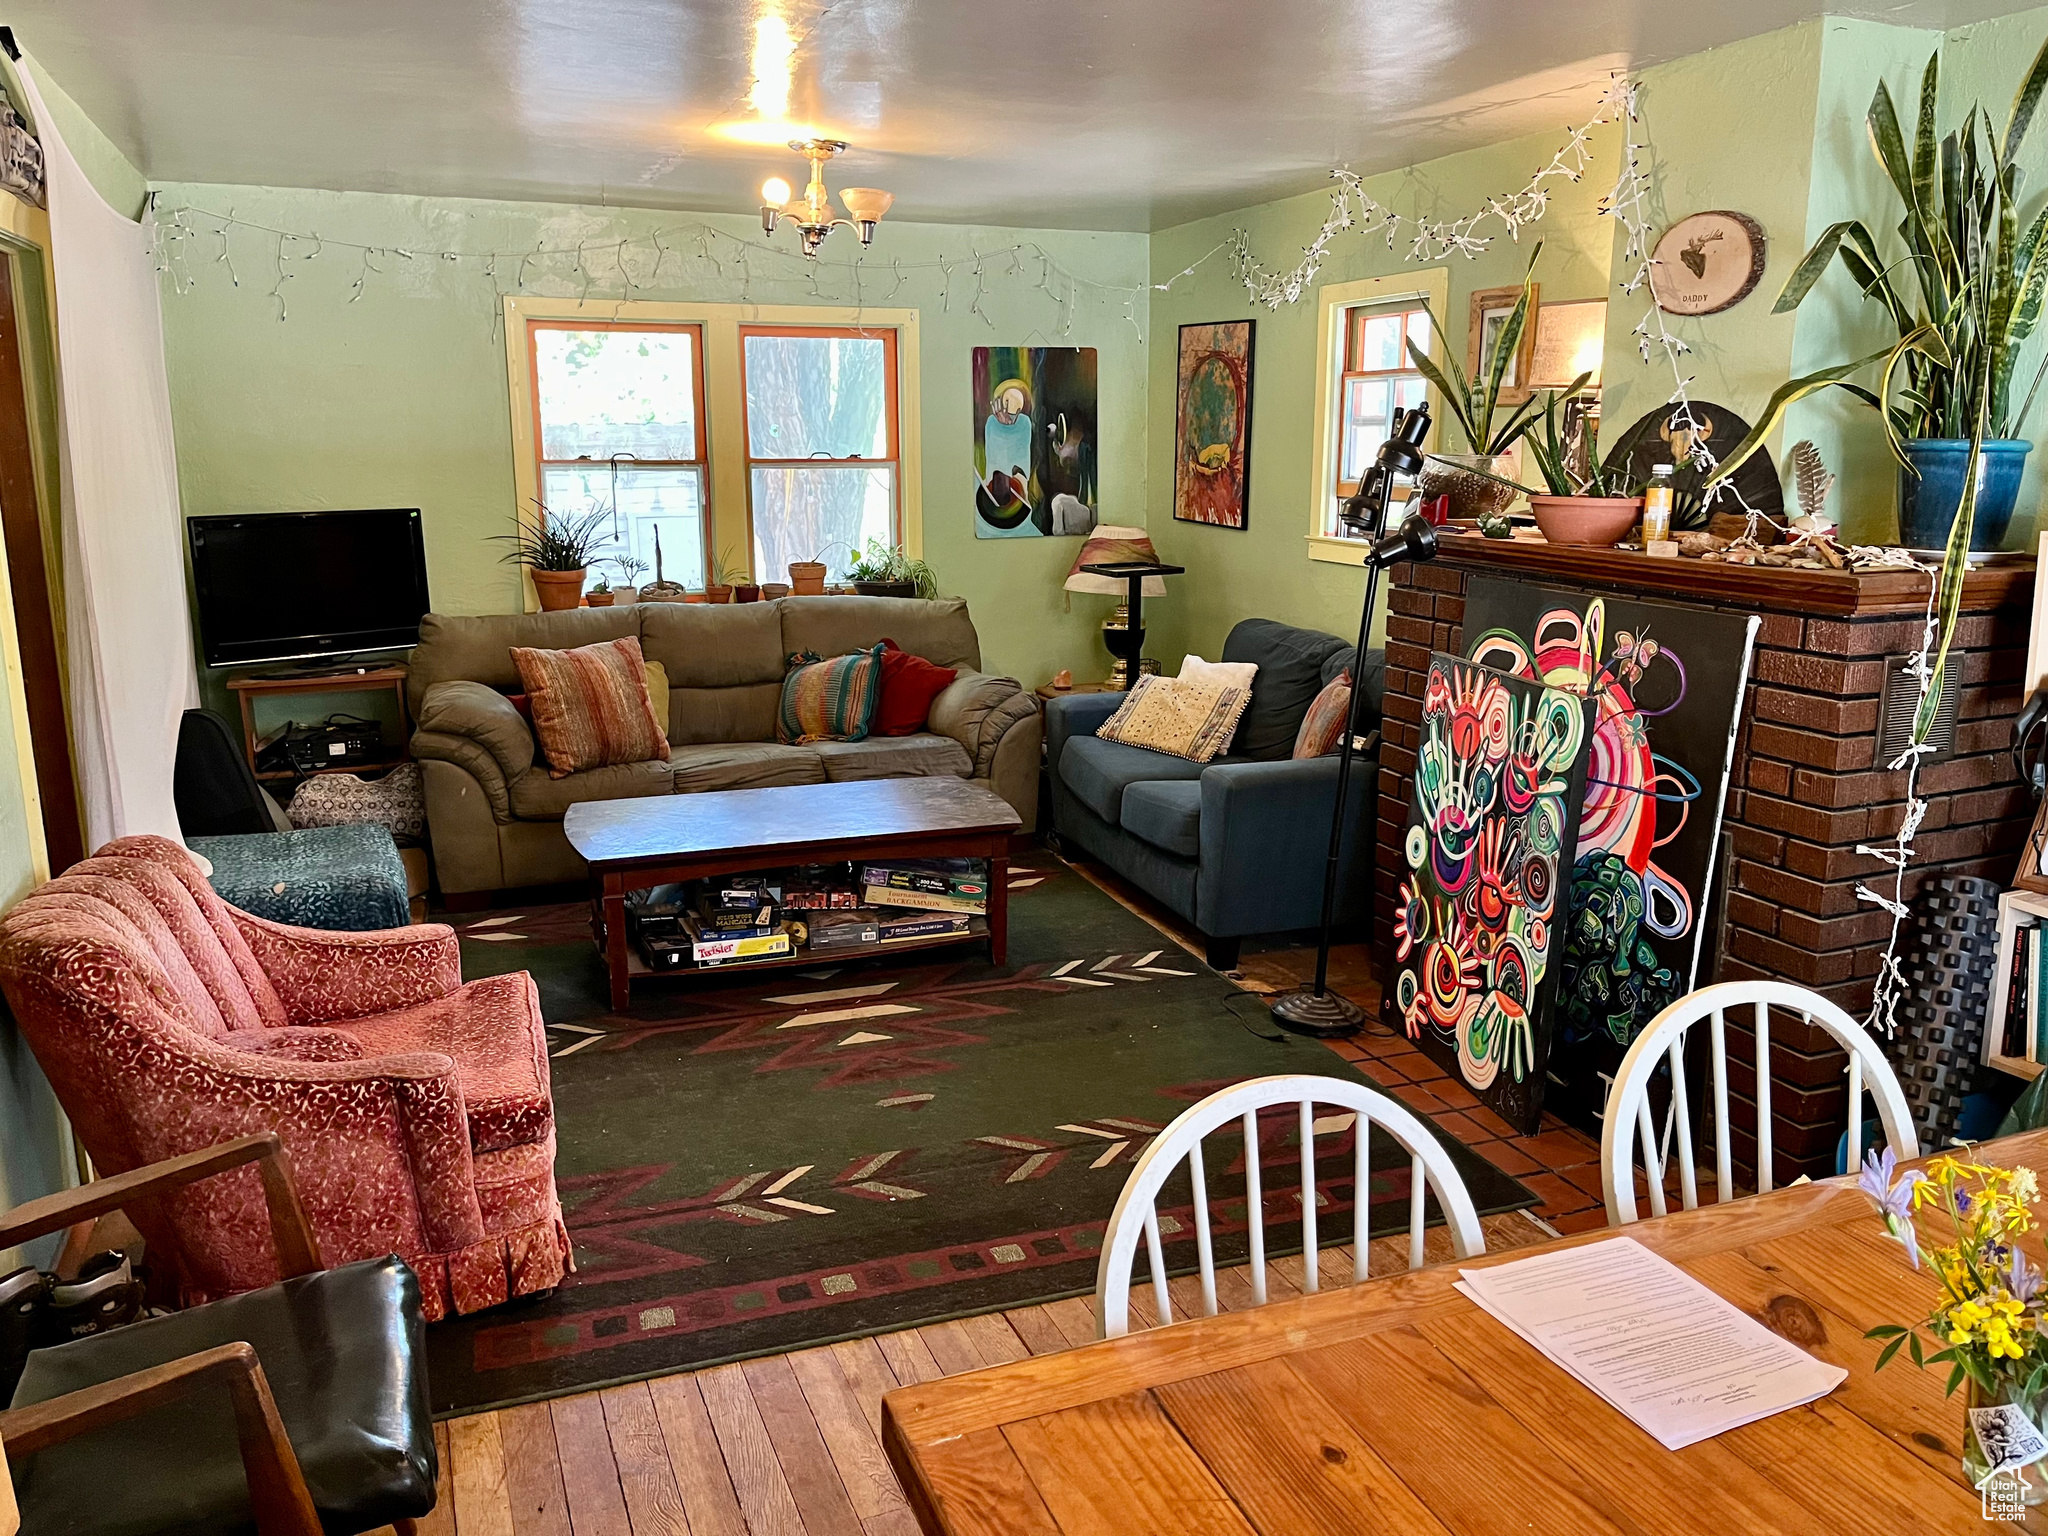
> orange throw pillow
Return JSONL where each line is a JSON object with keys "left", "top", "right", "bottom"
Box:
{"left": 511, "top": 636, "right": 671, "bottom": 779}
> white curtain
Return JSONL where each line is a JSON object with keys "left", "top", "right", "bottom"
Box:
{"left": 15, "top": 56, "right": 195, "bottom": 850}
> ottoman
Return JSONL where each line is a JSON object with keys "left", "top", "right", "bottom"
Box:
{"left": 187, "top": 823, "right": 411, "bottom": 931}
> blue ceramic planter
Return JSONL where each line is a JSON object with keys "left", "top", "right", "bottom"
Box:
{"left": 1896, "top": 438, "right": 2031, "bottom": 551}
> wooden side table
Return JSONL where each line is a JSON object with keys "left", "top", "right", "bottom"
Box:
{"left": 1034, "top": 682, "right": 1121, "bottom": 702}
{"left": 226, "top": 665, "right": 412, "bottom": 784}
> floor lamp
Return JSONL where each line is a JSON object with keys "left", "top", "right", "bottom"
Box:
{"left": 1271, "top": 403, "right": 1442, "bottom": 1037}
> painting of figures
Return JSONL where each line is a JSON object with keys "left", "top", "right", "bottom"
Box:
{"left": 973, "top": 346, "right": 1098, "bottom": 538}
{"left": 1173, "top": 321, "right": 1254, "bottom": 529}
{"left": 1462, "top": 578, "right": 1758, "bottom": 1134}
{"left": 1395, "top": 654, "right": 1593, "bottom": 1135}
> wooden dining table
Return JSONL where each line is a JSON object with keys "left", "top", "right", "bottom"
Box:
{"left": 882, "top": 1128, "right": 2048, "bottom": 1535}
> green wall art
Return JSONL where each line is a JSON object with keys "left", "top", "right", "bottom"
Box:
{"left": 1173, "top": 320, "right": 1255, "bottom": 530}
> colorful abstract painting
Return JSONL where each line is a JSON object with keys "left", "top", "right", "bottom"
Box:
{"left": 973, "top": 346, "right": 1099, "bottom": 538}
{"left": 1173, "top": 320, "right": 1254, "bottom": 529}
{"left": 1462, "top": 578, "right": 1758, "bottom": 1134}
{"left": 1395, "top": 655, "right": 1593, "bottom": 1135}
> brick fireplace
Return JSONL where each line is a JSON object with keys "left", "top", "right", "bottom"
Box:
{"left": 1375, "top": 539, "right": 2035, "bottom": 1181}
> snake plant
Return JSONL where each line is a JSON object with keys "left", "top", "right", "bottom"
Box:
{"left": 1405, "top": 243, "right": 1549, "bottom": 456}
{"left": 1711, "top": 39, "right": 2048, "bottom": 480}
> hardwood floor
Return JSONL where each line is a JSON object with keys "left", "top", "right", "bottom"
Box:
{"left": 412, "top": 1212, "right": 1551, "bottom": 1536}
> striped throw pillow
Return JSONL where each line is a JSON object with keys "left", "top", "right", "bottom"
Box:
{"left": 1096, "top": 674, "right": 1249, "bottom": 764}
{"left": 511, "top": 636, "right": 671, "bottom": 779}
{"left": 778, "top": 645, "right": 885, "bottom": 745}
{"left": 1293, "top": 671, "right": 1353, "bottom": 758}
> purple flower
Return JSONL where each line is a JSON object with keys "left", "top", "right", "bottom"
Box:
{"left": 2010, "top": 1244, "right": 2044, "bottom": 1305}
{"left": 1860, "top": 1147, "right": 1926, "bottom": 1269}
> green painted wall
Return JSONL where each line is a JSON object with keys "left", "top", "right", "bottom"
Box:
{"left": 151, "top": 184, "right": 1149, "bottom": 697}
{"left": 18, "top": 55, "right": 147, "bottom": 219}
{"left": 1141, "top": 122, "right": 1619, "bottom": 668}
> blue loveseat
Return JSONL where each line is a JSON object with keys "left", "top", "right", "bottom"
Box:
{"left": 1047, "top": 618, "right": 1382, "bottom": 969}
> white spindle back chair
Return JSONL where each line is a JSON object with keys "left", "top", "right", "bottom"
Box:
{"left": 1094, "top": 1074, "right": 1486, "bottom": 1339}
{"left": 1600, "top": 980, "right": 1918, "bottom": 1226}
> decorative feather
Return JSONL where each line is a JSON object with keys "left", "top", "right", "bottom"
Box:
{"left": 1788, "top": 439, "right": 1836, "bottom": 522}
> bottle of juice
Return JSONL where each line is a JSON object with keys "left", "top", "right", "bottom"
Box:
{"left": 1642, "top": 463, "right": 1676, "bottom": 544}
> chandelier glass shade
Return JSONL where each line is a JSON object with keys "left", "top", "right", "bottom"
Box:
{"left": 760, "top": 140, "right": 893, "bottom": 258}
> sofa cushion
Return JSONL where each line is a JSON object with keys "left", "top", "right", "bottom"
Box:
{"left": 508, "top": 757, "right": 674, "bottom": 820}
{"left": 1059, "top": 734, "right": 1207, "bottom": 825}
{"left": 407, "top": 607, "right": 642, "bottom": 717}
{"left": 1120, "top": 779, "right": 1203, "bottom": 858}
{"left": 1223, "top": 618, "right": 1353, "bottom": 761}
{"left": 874, "top": 640, "right": 958, "bottom": 735}
{"left": 667, "top": 682, "right": 783, "bottom": 747}
{"left": 512, "top": 636, "right": 670, "bottom": 777}
{"left": 669, "top": 741, "right": 826, "bottom": 794}
{"left": 781, "top": 595, "right": 982, "bottom": 670}
{"left": 1293, "top": 671, "right": 1353, "bottom": 758}
{"left": 813, "top": 733, "right": 973, "bottom": 783}
{"left": 637, "top": 600, "right": 787, "bottom": 690}
{"left": 336, "top": 971, "right": 551, "bottom": 1155}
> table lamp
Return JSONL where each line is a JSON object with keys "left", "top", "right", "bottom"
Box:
{"left": 1063, "top": 526, "right": 1182, "bottom": 688}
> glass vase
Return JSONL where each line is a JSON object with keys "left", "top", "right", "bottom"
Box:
{"left": 1964, "top": 1377, "right": 2048, "bottom": 1505}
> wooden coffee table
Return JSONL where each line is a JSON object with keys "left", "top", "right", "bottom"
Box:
{"left": 563, "top": 777, "right": 1023, "bottom": 1009}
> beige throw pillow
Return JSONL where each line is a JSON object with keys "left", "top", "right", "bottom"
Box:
{"left": 1096, "top": 675, "right": 1251, "bottom": 764}
{"left": 1179, "top": 654, "right": 1259, "bottom": 690}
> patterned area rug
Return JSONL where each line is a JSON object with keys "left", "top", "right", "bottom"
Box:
{"left": 426, "top": 857, "right": 1534, "bottom": 1414}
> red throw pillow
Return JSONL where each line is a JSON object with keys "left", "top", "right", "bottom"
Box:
{"left": 873, "top": 639, "right": 958, "bottom": 736}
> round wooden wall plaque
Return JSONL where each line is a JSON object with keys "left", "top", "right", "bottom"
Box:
{"left": 1649, "top": 211, "right": 1767, "bottom": 316}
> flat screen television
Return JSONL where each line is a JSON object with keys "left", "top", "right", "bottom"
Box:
{"left": 187, "top": 508, "right": 431, "bottom": 667}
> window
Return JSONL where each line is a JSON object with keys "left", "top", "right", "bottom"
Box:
{"left": 1335, "top": 303, "right": 1431, "bottom": 502}
{"left": 741, "top": 327, "right": 900, "bottom": 585}
{"left": 530, "top": 322, "right": 709, "bottom": 591}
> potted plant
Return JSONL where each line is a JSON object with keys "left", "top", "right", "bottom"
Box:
{"left": 846, "top": 539, "right": 938, "bottom": 598}
{"left": 706, "top": 549, "right": 746, "bottom": 604}
{"left": 608, "top": 554, "right": 647, "bottom": 605}
{"left": 788, "top": 542, "right": 841, "bottom": 596}
{"left": 586, "top": 576, "right": 615, "bottom": 607}
{"left": 1404, "top": 243, "right": 1549, "bottom": 521}
{"left": 1711, "top": 41, "right": 2048, "bottom": 550}
{"left": 491, "top": 500, "right": 612, "bottom": 612}
{"left": 639, "top": 528, "right": 690, "bottom": 604}
{"left": 1521, "top": 381, "right": 1642, "bottom": 545}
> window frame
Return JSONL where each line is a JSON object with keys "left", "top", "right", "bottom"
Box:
{"left": 526, "top": 318, "right": 713, "bottom": 591}
{"left": 1334, "top": 306, "right": 1432, "bottom": 501}
{"left": 738, "top": 323, "right": 903, "bottom": 577}
{"left": 1307, "top": 268, "right": 1449, "bottom": 567}
{"left": 503, "top": 297, "right": 923, "bottom": 611}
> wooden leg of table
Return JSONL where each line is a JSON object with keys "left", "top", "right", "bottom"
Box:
{"left": 986, "top": 840, "right": 1008, "bottom": 967}
{"left": 602, "top": 883, "right": 631, "bottom": 1011}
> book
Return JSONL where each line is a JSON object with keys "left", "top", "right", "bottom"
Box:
{"left": 2034, "top": 926, "right": 2048, "bottom": 1064}
{"left": 2005, "top": 924, "right": 2032, "bottom": 1058}
{"left": 793, "top": 910, "right": 883, "bottom": 951}
{"left": 681, "top": 911, "right": 789, "bottom": 962}
{"left": 694, "top": 902, "right": 779, "bottom": 933}
{"left": 875, "top": 910, "right": 976, "bottom": 942}
{"left": 863, "top": 884, "right": 986, "bottom": 915}
{"left": 861, "top": 860, "right": 989, "bottom": 901}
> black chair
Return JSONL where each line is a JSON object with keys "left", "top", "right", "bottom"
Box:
{"left": 0, "top": 1134, "right": 437, "bottom": 1536}
{"left": 173, "top": 708, "right": 274, "bottom": 838}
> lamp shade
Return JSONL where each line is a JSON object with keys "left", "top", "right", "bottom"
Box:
{"left": 839, "top": 187, "right": 894, "bottom": 222}
{"left": 1064, "top": 525, "right": 1166, "bottom": 596}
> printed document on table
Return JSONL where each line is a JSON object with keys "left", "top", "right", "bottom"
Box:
{"left": 1455, "top": 1236, "right": 1847, "bottom": 1450}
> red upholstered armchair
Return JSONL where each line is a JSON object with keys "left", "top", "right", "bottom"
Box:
{"left": 0, "top": 835, "right": 569, "bottom": 1320}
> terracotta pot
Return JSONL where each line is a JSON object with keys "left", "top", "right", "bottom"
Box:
{"left": 788, "top": 561, "right": 828, "bottom": 596}
{"left": 761, "top": 583, "right": 791, "bottom": 600}
{"left": 734, "top": 584, "right": 762, "bottom": 603}
{"left": 1529, "top": 494, "right": 1642, "bottom": 547}
{"left": 530, "top": 567, "right": 587, "bottom": 611}
{"left": 1415, "top": 453, "right": 1519, "bottom": 522}
{"left": 585, "top": 590, "right": 615, "bottom": 607}
{"left": 705, "top": 585, "right": 733, "bottom": 604}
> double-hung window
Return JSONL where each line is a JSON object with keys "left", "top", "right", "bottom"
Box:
{"left": 530, "top": 322, "right": 709, "bottom": 591}
{"left": 742, "top": 326, "right": 900, "bottom": 584}
{"left": 1335, "top": 304, "right": 1431, "bottom": 504}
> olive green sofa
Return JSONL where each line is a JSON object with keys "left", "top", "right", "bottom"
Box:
{"left": 407, "top": 596, "right": 1041, "bottom": 896}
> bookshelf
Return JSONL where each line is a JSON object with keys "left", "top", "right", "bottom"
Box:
{"left": 1986, "top": 888, "right": 2048, "bottom": 1080}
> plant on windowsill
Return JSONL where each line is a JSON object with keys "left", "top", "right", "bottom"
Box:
{"left": 639, "top": 527, "right": 691, "bottom": 604}
{"left": 1522, "top": 380, "right": 1643, "bottom": 545}
{"left": 708, "top": 549, "right": 748, "bottom": 605}
{"left": 490, "top": 499, "right": 613, "bottom": 612}
{"left": 788, "top": 542, "right": 846, "bottom": 596}
{"left": 1710, "top": 39, "right": 2048, "bottom": 552}
{"left": 607, "top": 554, "right": 647, "bottom": 605}
{"left": 586, "top": 576, "right": 615, "bottom": 607}
{"left": 1404, "top": 242, "right": 1549, "bottom": 522}
{"left": 845, "top": 539, "right": 937, "bottom": 598}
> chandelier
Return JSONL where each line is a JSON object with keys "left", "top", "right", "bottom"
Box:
{"left": 759, "top": 139, "right": 893, "bottom": 258}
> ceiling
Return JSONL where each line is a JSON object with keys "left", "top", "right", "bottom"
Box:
{"left": 7, "top": 0, "right": 2041, "bottom": 232}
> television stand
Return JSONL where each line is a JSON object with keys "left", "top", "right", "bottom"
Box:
{"left": 226, "top": 663, "right": 411, "bottom": 783}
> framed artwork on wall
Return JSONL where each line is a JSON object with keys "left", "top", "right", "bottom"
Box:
{"left": 1172, "top": 320, "right": 1255, "bottom": 530}
{"left": 973, "top": 346, "right": 1099, "bottom": 538}
{"left": 1527, "top": 299, "right": 1608, "bottom": 389}
{"left": 1468, "top": 283, "right": 1540, "bottom": 407}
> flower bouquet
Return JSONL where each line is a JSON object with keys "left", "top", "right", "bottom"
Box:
{"left": 1861, "top": 1147, "right": 2048, "bottom": 1500}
